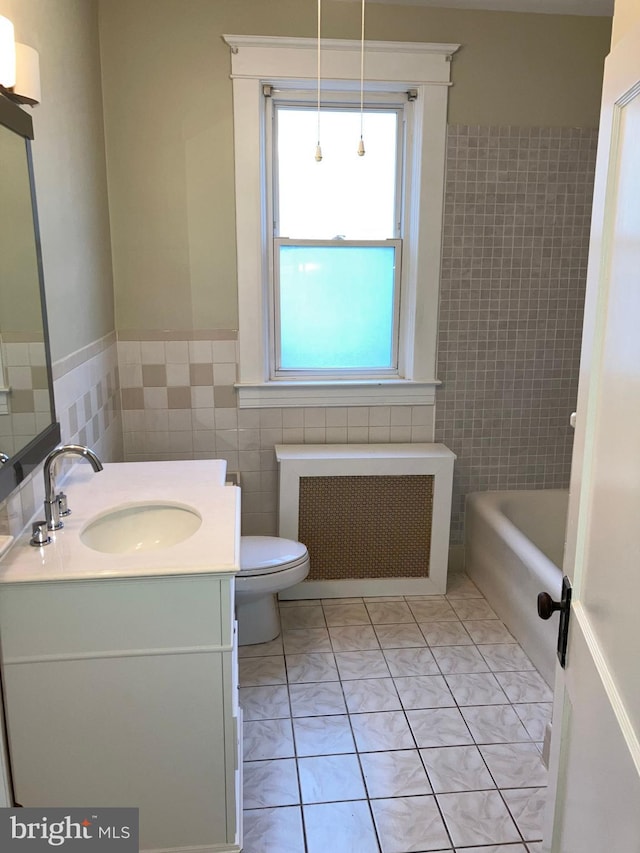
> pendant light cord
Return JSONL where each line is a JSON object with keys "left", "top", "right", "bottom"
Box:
{"left": 357, "top": 0, "right": 366, "bottom": 156}
{"left": 315, "top": 0, "right": 323, "bottom": 161}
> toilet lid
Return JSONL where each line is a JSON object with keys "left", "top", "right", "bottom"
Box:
{"left": 239, "top": 536, "right": 309, "bottom": 577}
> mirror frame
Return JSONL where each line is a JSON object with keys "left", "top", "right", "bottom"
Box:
{"left": 0, "top": 94, "right": 60, "bottom": 504}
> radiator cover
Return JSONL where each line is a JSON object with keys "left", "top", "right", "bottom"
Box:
{"left": 299, "top": 474, "right": 434, "bottom": 580}
{"left": 276, "top": 443, "right": 456, "bottom": 598}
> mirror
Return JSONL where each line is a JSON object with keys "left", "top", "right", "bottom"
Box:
{"left": 0, "top": 94, "right": 60, "bottom": 504}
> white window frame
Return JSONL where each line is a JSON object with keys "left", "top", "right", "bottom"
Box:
{"left": 224, "top": 35, "right": 460, "bottom": 408}
{"left": 271, "top": 94, "right": 404, "bottom": 379}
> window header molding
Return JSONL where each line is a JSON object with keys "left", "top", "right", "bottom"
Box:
{"left": 222, "top": 35, "right": 460, "bottom": 86}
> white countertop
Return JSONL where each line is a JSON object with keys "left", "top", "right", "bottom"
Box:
{"left": 0, "top": 460, "right": 240, "bottom": 584}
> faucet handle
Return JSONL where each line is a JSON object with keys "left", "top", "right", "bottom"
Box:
{"left": 57, "top": 491, "right": 71, "bottom": 517}
{"left": 30, "top": 520, "right": 51, "bottom": 547}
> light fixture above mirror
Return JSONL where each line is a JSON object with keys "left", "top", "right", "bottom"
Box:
{"left": 0, "top": 15, "right": 41, "bottom": 107}
{"left": 0, "top": 16, "right": 16, "bottom": 89}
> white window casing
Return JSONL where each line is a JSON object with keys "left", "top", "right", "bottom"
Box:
{"left": 223, "top": 35, "right": 460, "bottom": 408}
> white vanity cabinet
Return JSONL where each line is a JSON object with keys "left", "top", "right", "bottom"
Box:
{"left": 0, "top": 571, "right": 242, "bottom": 852}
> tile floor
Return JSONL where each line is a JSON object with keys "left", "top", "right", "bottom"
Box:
{"left": 238, "top": 572, "right": 553, "bottom": 853}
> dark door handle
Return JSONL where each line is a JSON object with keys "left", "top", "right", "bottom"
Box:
{"left": 537, "top": 577, "right": 572, "bottom": 668}
{"left": 537, "top": 591, "right": 568, "bottom": 620}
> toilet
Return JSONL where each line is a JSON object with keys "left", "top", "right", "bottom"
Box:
{"left": 235, "top": 536, "right": 310, "bottom": 645}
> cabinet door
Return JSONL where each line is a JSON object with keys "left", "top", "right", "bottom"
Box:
{"left": 4, "top": 653, "right": 231, "bottom": 850}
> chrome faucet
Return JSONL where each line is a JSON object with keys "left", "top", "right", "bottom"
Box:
{"left": 43, "top": 444, "right": 103, "bottom": 531}
{"left": 0, "top": 453, "right": 9, "bottom": 464}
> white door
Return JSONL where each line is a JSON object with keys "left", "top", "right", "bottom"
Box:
{"left": 544, "top": 22, "right": 640, "bottom": 853}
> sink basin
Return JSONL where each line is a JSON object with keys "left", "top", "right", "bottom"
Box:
{"left": 80, "top": 502, "right": 202, "bottom": 554}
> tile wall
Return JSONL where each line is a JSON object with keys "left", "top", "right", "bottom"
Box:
{"left": 436, "top": 126, "right": 598, "bottom": 543}
{"left": 119, "top": 334, "right": 435, "bottom": 536}
{"left": 0, "top": 333, "right": 122, "bottom": 538}
{"left": 0, "top": 340, "right": 51, "bottom": 457}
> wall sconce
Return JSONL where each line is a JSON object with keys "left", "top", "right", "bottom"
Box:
{"left": 0, "top": 15, "right": 40, "bottom": 106}
{"left": 13, "top": 43, "right": 41, "bottom": 105}
{"left": 0, "top": 15, "right": 16, "bottom": 89}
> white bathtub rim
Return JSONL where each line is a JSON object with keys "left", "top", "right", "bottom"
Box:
{"left": 465, "top": 489, "right": 566, "bottom": 597}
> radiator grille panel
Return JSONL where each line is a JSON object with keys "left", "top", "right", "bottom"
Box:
{"left": 298, "top": 474, "right": 434, "bottom": 580}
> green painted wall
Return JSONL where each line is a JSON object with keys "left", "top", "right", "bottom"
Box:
{"left": 98, "top": 1, "right": 611, "bottom": 334}
{"left": 0, "top": 0, "right": 114, "bottom": 362}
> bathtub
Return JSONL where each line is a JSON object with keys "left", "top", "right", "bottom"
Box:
{"left": 465, "top": 489, "right": 568, "bottom": 687}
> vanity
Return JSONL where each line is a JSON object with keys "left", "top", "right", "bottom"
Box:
{"left": 0, "top": 459, "right": 243, "bottom": 853}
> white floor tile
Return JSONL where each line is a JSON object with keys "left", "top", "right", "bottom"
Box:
{"left": 406, "top": 708, "right": 474, "bottom": 749}
{"left": 335, "top": 649, "right": 391, "bottom": 680}
{"left": 479, "top": 743, "right": 548, "bottom": 788}
{"left": 323, "top": 602, "right": 372, "bottom": 626}
{"left": 342, "top": 678, "right": 402, "bottom": 713}
{"left": 243, "top": 758, "right": 300, "bottom": 809}
{"left": 366, "top": 600, "right": 416, "bottom": 624}
{"left": 461, "top": 704, "right": 532, "bottom": 744}
{"left": 289, "top": 681, "right": 347, "bottom": 717}
{"left": 240, "top": 655, "right": 287, "bottom": 687}
{"left": 371, "top": 795, "right": 451, "bottom": 852}
{"left": 329, "top": 625, "right": 381, "bottom": 651}
{"left": 283, "top": 627, "right": 333, "bottom": 654}
{"left": 350, "top": 711, "right": 416, "bottom": 752}
{"left": 420, "top": 745, "right": 496, "bottom": 793}
{"left": 494, "top": 671, "right": 554, "bottom": 704}
{"left": 408, "top": 599, "right": 459, "bottom": 622}
{"left": 292, "top": 714, "right": 355, "bottom": 756}
{"left": 280, "top": 605, "right": 327, "bottom": 631}
{"left": 239, "top": 684, "right": 291, "bottom": 720}
{"left": 285, "top": 652, "right": 339, "bottom": 684}
{"left": 298, "top": 753, "right": 366, "bottom": 803}
{"left": 512, "top": 703, "right": 553, "bottom": 741}
{"left": 303, "top": 800, "right": 380, "bottom": 853}
{"left": 243, "top": 806, "right": 305, "bottom": 853}
{"left": 463, "top": 620, "right": 516, "bottom": 644}
{"left": 374, "top": 623, "right": 427, "bottom": 648}
{"left": 243, "top": 718, "right": 295, "bottom": 761}
{"left": 502, "top": 787, "right": 547, "bottom": 841}
{"left": 419, "top": 621, "right": 474, "bottom": 646}
{"left": 393, "top": 675, "right": 456, "bottom": 710}
{"left": 360, "top": 749, "right": 432, "bottom": 798}
{"left": 431, "top": 645, "right": 490, "bottom": 674}
{"left": 383, "top": 646, "right": 440, "bottom": 676}
{"left": 444, "top": 672, "right": 510, "bottom": 706}
{"left": 437, "top": 789, "right": 521, "bottom": 847}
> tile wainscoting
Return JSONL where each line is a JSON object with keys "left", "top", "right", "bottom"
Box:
{"left": 0, "top": 333, "right": 122, "bottom": 537}
{"left": 118, "top": 333, "right": 436, "bottom": 536}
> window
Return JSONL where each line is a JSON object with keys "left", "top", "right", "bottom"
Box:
{"left": 225, "top": 35, "right": 459, "bottom": 407}
{"left": 273, "top": 100, "right": 402, "bottom": 377}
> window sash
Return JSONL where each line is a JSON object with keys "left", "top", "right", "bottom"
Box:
{"left": 272, "top": 98, "right": 405, "bottom": 241}
{"left": 272, "top": 238, "right": 402, "bottom": 380}
{"left": 269, "top": 93, "right": 406, "bottom": 380}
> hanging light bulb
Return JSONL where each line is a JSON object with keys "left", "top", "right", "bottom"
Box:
{"left": 357, "top": 0, "right": 366, "bottom": 156}
{"left": 315, "top": 0, "right": 323, "bottom": 161}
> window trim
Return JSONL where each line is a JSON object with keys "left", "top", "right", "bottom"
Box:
{"left": 224, "top": 35, "right": 460, "bottom": 407}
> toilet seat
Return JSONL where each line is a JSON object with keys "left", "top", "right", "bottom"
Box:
{"left": 239, "top": 535, "right": 309, "bottom": 577}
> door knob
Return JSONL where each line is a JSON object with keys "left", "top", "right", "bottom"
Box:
{"left": 537, "top": 577, "right": 572, "bottom": 668}
{"left": 537, "top": 591, "right": 568, "bottom": 620}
